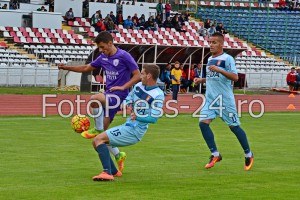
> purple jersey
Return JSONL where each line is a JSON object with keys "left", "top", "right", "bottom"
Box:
{"left": 90, "top": 48, "right": 139, "bottom": 98}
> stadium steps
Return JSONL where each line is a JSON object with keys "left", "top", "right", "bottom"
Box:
{"left": 7, "top": 43, "right": 49, "bottom": 64}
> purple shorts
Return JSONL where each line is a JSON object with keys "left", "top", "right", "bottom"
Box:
{"left": 103, "top": 93, "right": 127, "bottom": 122}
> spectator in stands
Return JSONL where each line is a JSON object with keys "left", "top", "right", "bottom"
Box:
{"left": 116, "top": 0, "right": 122, "bottom": 14}
{"left": 213, "top": 19, "right": 218, "bottom": 27}
{"left": 156, "top": 0, "right": 163, "bottom": 20}
{"left": 155, "top": 13, "right": 163, "bottom": 28}
{"left": 95, "top": 19, "right": 107, "bottom": 32}
{"left": 104, "top": 17, "right": 118, "bottom": 33}
{"left": 91, "top": 10, "right": 102, "bottom": 30}
{"left": 180, "top": 64, "right": 187, "bottom": 93}
{"left": 109, "top": 11, "right": 116, "bottom": 24}
{"left": 65, "top": 8, "right": 75, "bottom": 22}
{"left": 197, "top": 25, "right": 208, "bottom": 37}
{"left": 82, "top": 0, "right": 89, "bottom": 18}
{"left": 204, "top": 19, "right": 211, "bottom": 29}
{"left": 171, "top": 61, "right": 182, "bottom": 100}
{"left": 165, "top": 1, "right": 172, "bottom": 19}
{"left": 46, "top": 0, "right": 54, "bottom": 12}
{"left": 145, "top": 15, "right": 157, "bottom": 31}
{"left": 286, "top": 67, "right": 298, "bottom": 91}
{"left": 185, "top": 64, "right": 197, "bottom": 92}
{"left": 132, "top": 13, "right": 139, "bottom": 24}
{"left": 123, "top": 16, "right": 134, "bottom": 29}
{"left": 132, "top": 18, "right": 139, "bottom": 30}
{"left": 163, "top": 16, "right": 173, "bottom": 28}
{"left": 279, "top": 0, "right": 289, "bottom": 10}
{"left": 172, "top": 14, "right": 186, "bottom": 32}
{"left": 179, "top": 14, "right": 186, "bottom": 25}
{"left": 139, "top": 14, "right": 146, "bottom": 28}
{"left": 216, "top": 23, "right": 227, "bottom": 34}
{"left": 208, "top": 24, "right": 216, "bottom": 36}
{"left": 116, "top": 12, "right": 124, "bottom": 25}
{"left": 37, "top": 6, "right": 47, "bottom": 12}
{"left": 183, "top": 11, "right": 190, "bottom": 21}
{"left": 160, "top": 62, "right": 172, "bottom": 94}
{"left": 1, "top": 3, "right": 8, "bottom": 9}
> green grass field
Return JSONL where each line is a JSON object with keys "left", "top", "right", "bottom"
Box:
{"left": 0, "top": 113, "right": 299, "bottom": 200}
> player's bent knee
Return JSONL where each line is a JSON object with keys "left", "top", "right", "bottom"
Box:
{"left": 93, "top": 132, "right": 109, "bottom": 146}
{"left": 90, "top": 94, "right": 106, "bottom": 107}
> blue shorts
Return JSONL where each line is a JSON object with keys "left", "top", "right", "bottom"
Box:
{"left": 106, "top": 124, "right": 147, "bottom": 147}
{"left": 200, "top": 101, "right": 240, "bottom": 126}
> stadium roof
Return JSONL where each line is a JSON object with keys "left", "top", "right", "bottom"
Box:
{"left": 114, "top": 43, "right": 246, "bottom": 66}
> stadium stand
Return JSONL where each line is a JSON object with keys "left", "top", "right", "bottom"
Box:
{"left": 198, "top": 6, "right": 300, "bottom": 60}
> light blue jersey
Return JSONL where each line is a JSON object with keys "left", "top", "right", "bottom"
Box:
{"left": 200, "top": 53, "right": 240, "bottom": 126}
{"left": 107, "top": 82, "right": 165, "bottom": 147}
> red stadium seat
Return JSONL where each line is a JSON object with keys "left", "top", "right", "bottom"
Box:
{"left": 31, "top": 28, "right": 38, "bottom": 33}
{"left": 6, "top": 27, "right": 13, "bottom": 32}
{"left": 35, "top": 32, "right": 42, "bottom": 38}
{"left": 75, "top": 39, "right": 82, "bottom": 44}
{"left": 9, "top": 31, "right": 16, "bottom": 37}
{"left": 26, "top": 37, "right": 33, "bottom": 43}
{"left": 51, "top": 38, "right": 58, "bottom": 44}
{"left": 13, "top": 37, "right": 21, "bottom": 43}
{"left": 39, "top": 37, "right": 46, "bottom": 43}
{"left": 63, "top": 38, "right": 70, "bottom": 44}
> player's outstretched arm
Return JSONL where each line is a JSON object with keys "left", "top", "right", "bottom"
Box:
{"left": 58, "top": 63, "right": 95, "bottom": 73}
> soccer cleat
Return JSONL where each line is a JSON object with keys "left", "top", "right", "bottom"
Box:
{"left": 115, "top": 152, "right": 127, "bottom": 172}
{"left": 244, "top": 154, "right": 254, "bottom": 171}
{"left": 92, "top": 172, "right": 114, "bottom": 181}
{"left": 205, "top": 154, "right": 222, "bottom": 169}
{"left": 113, "top": 171, "right": 122, "bottom": 177}
{"left": 81, "top": 127, "right": 102, "bottom": 139}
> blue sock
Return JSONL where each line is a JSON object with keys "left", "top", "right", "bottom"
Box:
{"left": 96, "top": 144, "right": 111, "bottom": 175}
{"left": 199, "top": 122, "right": 218, "bottom": 153}
{"left": 110, "top": 157, "right": 118, "bottom": 175}
{"left": 230, "top": 126, "right": 251, "bottom": 154}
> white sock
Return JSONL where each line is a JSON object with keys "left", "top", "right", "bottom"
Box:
{"left": 107, "top": 145, "right": 120, "bottom": 157}
{"left": 212, "top": 151, "right": 220, "bottom": 157}
{"left": 245, "top": 151, "right": 252, "bottom": 158}
{"left": 92, "top": 107, "right": 104, "bottom": 131}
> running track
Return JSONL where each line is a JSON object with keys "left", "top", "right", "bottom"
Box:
{"left": 0, "top": 94, "right": 299, "bottom": 116}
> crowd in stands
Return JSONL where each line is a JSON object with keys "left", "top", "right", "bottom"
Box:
{"left": 159, "top": 61, "right": 205, "bottom": 97}
{"left": 197, "top": 19, "right": 227, "bottom": 37}
{"left": 87, "top": 2, "right": 190, "bottom": 33}
{"left": 286, "top": 67, "right": 300, "bottom": 91}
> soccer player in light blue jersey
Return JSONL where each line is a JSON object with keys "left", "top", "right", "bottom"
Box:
{"left": 194, "top": 32, "right": 253, "bottom": 171}
{"left": 58, "top": 31, "right": 141, "bottom": 171}
{"left": 91, "top": 64, "right": 164, "bottom": 181}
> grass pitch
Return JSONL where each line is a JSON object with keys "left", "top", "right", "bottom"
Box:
{"left": 0, "top": 113, "right": 299, "bottom": 200}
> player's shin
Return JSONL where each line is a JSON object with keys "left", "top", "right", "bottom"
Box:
{"left": 93, "top": 107, "right": 104, "bottom": 131}
{"left": 230, "top": 126, "right": 251, "bottom": 155}
{"left": 96, "top": 144, "right": 112, "bottom": 174}
{"left": 199, "top": 122, "right": 218, "bottom": 154}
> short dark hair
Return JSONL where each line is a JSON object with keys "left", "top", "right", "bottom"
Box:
{"left": 143, "top": 64, "right": 160, "bottom": 81}
{"left": 94, "top": 31, "right": 114, "bottom": 44}
{"left": 211, "top": 32, "right": 224, "bottom": 42}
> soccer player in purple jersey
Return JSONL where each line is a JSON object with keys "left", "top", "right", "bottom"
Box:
{"left": 58, "top": 31, "right": 141, "bottom": 171}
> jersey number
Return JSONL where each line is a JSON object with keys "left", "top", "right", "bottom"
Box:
{"left": 111, "top": 129, "right": 121, "bottom": 136}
